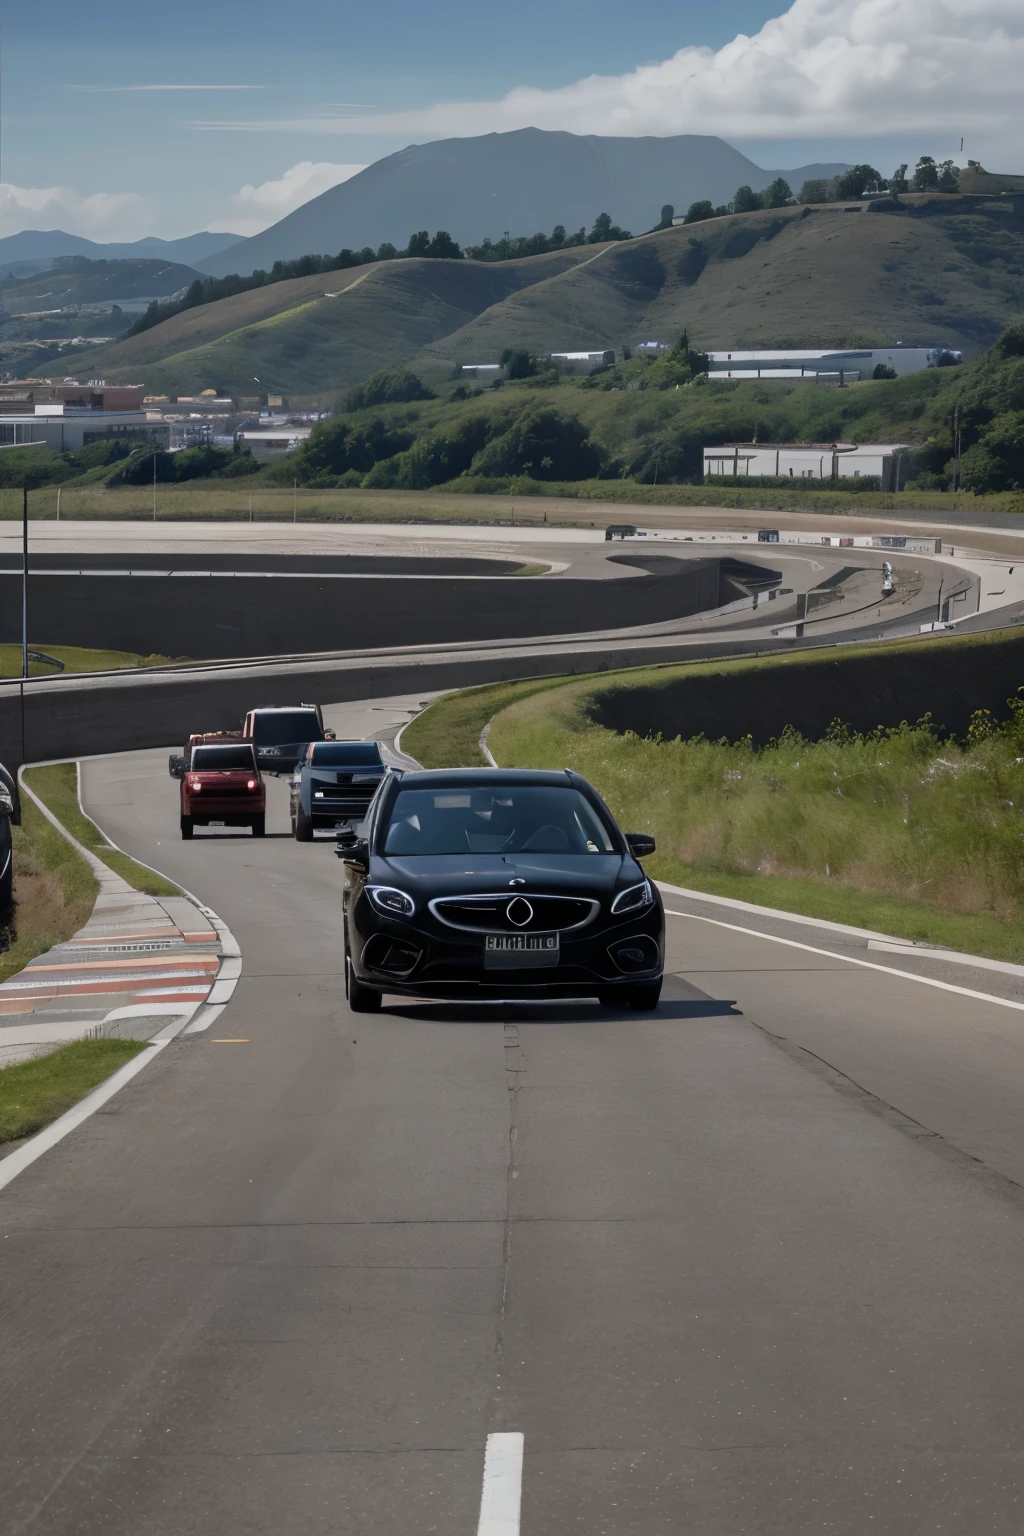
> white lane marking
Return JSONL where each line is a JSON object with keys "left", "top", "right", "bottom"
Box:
{"left": 664, "top": 910, "right": 1024, "bottom": 1014}
{"left": 0, "top": 1023, "right": 186, "bottom": 1196}
{"left": 477, "top": 1432, "right": 524, "bottom": 1536}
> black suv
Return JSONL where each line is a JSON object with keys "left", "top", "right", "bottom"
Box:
{"left": 339, "top": 767, "right": 663, "bottom": 1013}
{"left": 0, "top": 760, "right": 18, "bottom": 925}
{"left": 242, "top": 704, "right": 331, "bottom": 774}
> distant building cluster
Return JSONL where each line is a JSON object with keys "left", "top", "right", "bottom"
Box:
{"left": 705, "top": 346, "right": 961, "bottom": 382}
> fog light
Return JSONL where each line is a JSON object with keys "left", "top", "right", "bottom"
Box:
{"left": 608, "top": 935, "right": 659, "bottom": 974}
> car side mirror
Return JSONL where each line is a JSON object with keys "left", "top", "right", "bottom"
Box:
{"left": 335, "top": 832, "right": 369, "bottom": 867}
{"left": 168, "top": 754, "right": 187, "bottom": 779}
{"left": 626, "top": 833, "right": 656, "bottom": 858}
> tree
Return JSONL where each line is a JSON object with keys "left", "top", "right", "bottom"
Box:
{"left": 799, "top": 179, "right": 831, "bottom": 204}
{"left": 912, "top": 156, "right": 938, "bottom": 191}
{"left": 406, "top": 230, "right": 431, "bottom": 257}
{"left": 833, "top": 164, "right": 884, "bottom": 200}
{"left": 656, "top": 204, "right": 675, "bottom": 229}
{"left": 345, "top": 369, "right": 434, "bottom": 410}
{"left": 376, "top": 242, "right": 398, "bottom": 260}
{"left": 427, "top": 230, "right": 463, "bottom": 259}
{"left": 733, "top": 185, "right": 762, "bottom": 213}
{"left": 936, "top": 160, "right": 960, "bottom": 193}
{"left": 872, "top": 363, "right": 897, "bottom": 380}
{"left": 500, "top": 348, "right": 537, "bottom": 380}
{"left": 684, "top": 200, "right": 715, "bottom": 224}
{"left": 890, "top": 163, "right": 909, "bottom": 200}
{"left": 551, "top": 224, "right": 567, "bottom": 247}
{"left": 587, "top": 211, "right": 631, "bottom": 243}
{"left": 470, "top": 405, "right": 601, "bottom": 481}
{"left": 761, "top": 178, "right": 793, "bottom": 208}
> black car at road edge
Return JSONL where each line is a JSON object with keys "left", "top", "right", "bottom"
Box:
{"left": 338, "top": 767, "right": 663, "bottom": 1012}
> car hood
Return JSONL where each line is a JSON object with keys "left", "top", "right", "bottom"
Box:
{"left": 372, "top": 853, "right": 638, "bottom": 896}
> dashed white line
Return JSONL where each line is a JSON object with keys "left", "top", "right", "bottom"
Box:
{"left": 477, "top": 1432, "right": 524, "bottom": 1536}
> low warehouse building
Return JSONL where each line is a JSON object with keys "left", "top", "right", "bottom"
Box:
{"left": 706, "top": 346, "right": 960, "bottom": 381}
{"left": 704, "top": 442, "right": 910, "bottom": 491}
{"left": 550, "top": 350, "right": 616, "bottom": 374}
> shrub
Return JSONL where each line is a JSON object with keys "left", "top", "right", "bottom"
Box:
{"left": 470, "top": 405, "right": 601, "bottom": 481}
{"left": 345, "top": 369, "right": 434, "bottom": 410}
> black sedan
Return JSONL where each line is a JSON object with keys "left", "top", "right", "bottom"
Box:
{"left": 290, "top": 739, "right": 386, "bottom": 841}
{"left": 338, "top": 767, "right": 663, "bottom": 1013}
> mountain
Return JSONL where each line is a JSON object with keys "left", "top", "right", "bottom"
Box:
{"left": 71, "top": 194, "right": 1024, "bottom": 399}
{"left": 0, "top": 259, "right": 202, "bottom": 313}
{"left": 0, "top": 230, "right": 242, "bottom": 267}
{"left": 195, "top": 129, "right": 846, "bottom": 277}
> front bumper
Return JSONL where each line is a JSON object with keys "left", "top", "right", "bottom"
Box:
{"left": 349, "top": 905, "right": 663, "bottom": 998}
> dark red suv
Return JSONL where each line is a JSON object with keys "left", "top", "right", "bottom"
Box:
{"left": 179, "top": 742, "right": 265, "bottom": 839}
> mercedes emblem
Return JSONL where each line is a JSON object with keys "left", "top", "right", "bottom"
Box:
{"left": 506, "top": 896, "right": 534, "bottom": 928}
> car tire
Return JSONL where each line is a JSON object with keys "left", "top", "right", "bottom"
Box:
{"left": 0, "top": 851, "right": 12, "bottom": 925}
{"left": 180, "top": 816, "right": 194, "bottom": 840}
{"left": 346, "top": 957, "right": 382, "bottom": 1014}
{"left": 294, "top": 806, "right": 314, "bottom": 842}
{"left": 251, "top": 815, "right": 266, "bottom": 838}
{"left": 629, "top": 979, "right": 662, "bottom": 1011}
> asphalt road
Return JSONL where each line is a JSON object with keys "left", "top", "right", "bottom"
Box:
{"left": 4, "top": 697, "right": 1024, "bottom": 1532}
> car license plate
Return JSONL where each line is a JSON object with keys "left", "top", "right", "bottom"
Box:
{"left": 484, "top": 934, "right": 559, "bottom": 969}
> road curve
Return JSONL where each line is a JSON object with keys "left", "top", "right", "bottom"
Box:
{"left": 3, "top": 695, "right": 1024, "bottom": 1533}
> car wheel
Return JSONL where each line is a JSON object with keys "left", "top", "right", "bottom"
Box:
{"left": 347, "top": 958, "right": 382, "bottom": 1014}
{"left": 294, "top": 806, "right": 313, "bottom": 842}
{"left": 629, "top": 979, "right": 662, "bottom": 1011}
{"left": 0, "top": 851, "right": 12, "bottom": 925}
{"left": 251, "top": 815, "right": 266, "bottom": 838}
{"left": 180, "top": 816, "right": 194, "bottom": 840}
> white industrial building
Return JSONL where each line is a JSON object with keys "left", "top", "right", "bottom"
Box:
{"left": 0, "top": 403, "right": 168, "bottom": 452}
{"left": 234, "top": 426, "right": 312, "bottom": 463}
{"left": 551, "top": 350, "right": 616, "bottom": 375}
{"left": 458, "top": 364, "right": 502, "bottom": 378}
{"left": 706, "top": 346, "right": 960, "bottom": 382}
{"left": 704, "top": 442, "right": 911, "bottom": 491}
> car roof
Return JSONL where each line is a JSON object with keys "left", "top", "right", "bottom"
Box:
{"left": 249, "top": 705, "right": 319, "bottom": 714}
{"left": 396, "top": 768, "right": 574, "bottom": 789}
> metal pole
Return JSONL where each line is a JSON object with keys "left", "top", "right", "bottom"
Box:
{"left": 293, "top": 479, "right": 297, "bottom": 524}
{"left": 153, "top": 449, "right": 157, "bottom": 521}
{"left": 56, "top": 484, "right": 61, "bottom": 521}
{"left": 21, "top": 485, "right": 28, "bottom": 680}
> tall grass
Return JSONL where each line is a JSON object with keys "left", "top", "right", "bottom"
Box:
{"left": 488, "top": 681, "right": 1024, "bottom": 957}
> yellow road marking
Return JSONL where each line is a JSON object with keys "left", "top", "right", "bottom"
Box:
{"left": 210, "top": 1038, "right": 250, "bottom": 1043}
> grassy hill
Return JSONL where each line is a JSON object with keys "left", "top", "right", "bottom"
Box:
{"left": 415, "top": 195, "right": 1024, "bottom": 372}
{"left": 71, "top": 246, "right": 609, "bottom": 397}
{"left": 0, "top": 258, "right": 201, "bottom": 314}
{"left": 67, "top": 193, "right": 1024, "bottom": 399}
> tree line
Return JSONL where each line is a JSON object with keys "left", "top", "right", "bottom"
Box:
{"left": 671, "top": 155, "right": 962, "bottom": 226}
{"left": 125, "top": 214, "right": 635, "bottom": 339}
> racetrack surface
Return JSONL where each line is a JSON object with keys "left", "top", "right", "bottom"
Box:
{"left": 3, "top": 695, "right": 1024, "bottom": 1533}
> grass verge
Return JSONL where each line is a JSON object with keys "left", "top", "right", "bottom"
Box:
{"left": 0, "top": 1038, "right": 147, "bottom": 1145}
{"left": 407, "top": 663, "right": 1024, "bottom": 964}
{"left": 1, "top": 793, "right": 98, "bottom": 984}
{"left": 0, "top": 644, "right": 179, "bottom": 678}
{"left": 23, "top": 764, "right": 180, "bottom": 898}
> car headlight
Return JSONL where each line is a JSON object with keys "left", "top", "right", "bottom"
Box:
{"left": 611, "top": 879, "right": 652, "bottom": 915}
{"left": 367, "top": 886, "right": 415, "bottom": 918}
{"left": 314, "top": 790, "right": 324, "bottom": 799}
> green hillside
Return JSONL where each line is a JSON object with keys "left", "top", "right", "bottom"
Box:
{"left": 72, "top": 246, "right": 609, "bottom": 397}
{"left": 64, "top": 193, "right": 1024, "bottom": 400}
{"left": 415, "top": 195, "right": 1024, "bottom": 371}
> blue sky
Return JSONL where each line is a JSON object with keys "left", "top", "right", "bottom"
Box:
{"left": 1, "top": 0, "right": 1017, "bottom": 241}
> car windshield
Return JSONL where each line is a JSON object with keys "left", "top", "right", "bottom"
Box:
{"left": 382, "top": 785, "right": 616, "bottom": 855}
{"left": 191, "top": 746, "right": 257, "bottom": 772}
{"left": 309, "top": 742, "right": 383, "bottom": 766}
{"left": 251, "top": 712, "right": 323, "bottom": 746}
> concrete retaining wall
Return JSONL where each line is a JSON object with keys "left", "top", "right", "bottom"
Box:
{"left": 587, "top": 629, "right": 1024, "bottom": 745}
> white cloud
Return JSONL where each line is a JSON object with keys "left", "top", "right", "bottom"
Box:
{"left": 194, "top": 0, "right": 1024, "bottom": 146}
{"left": 210, "top": 161, "right": 367, "bottom": 236}
{"left": 0, "top": 183, "right": 148, "bottom": 240}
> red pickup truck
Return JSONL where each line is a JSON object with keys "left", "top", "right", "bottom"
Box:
{"left": 178, "top": 742, "right": 265, "bottom": 840}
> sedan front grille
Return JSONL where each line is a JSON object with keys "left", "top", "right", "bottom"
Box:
{"left": 429, "top": 893, "right": 598, "bottom": 933}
